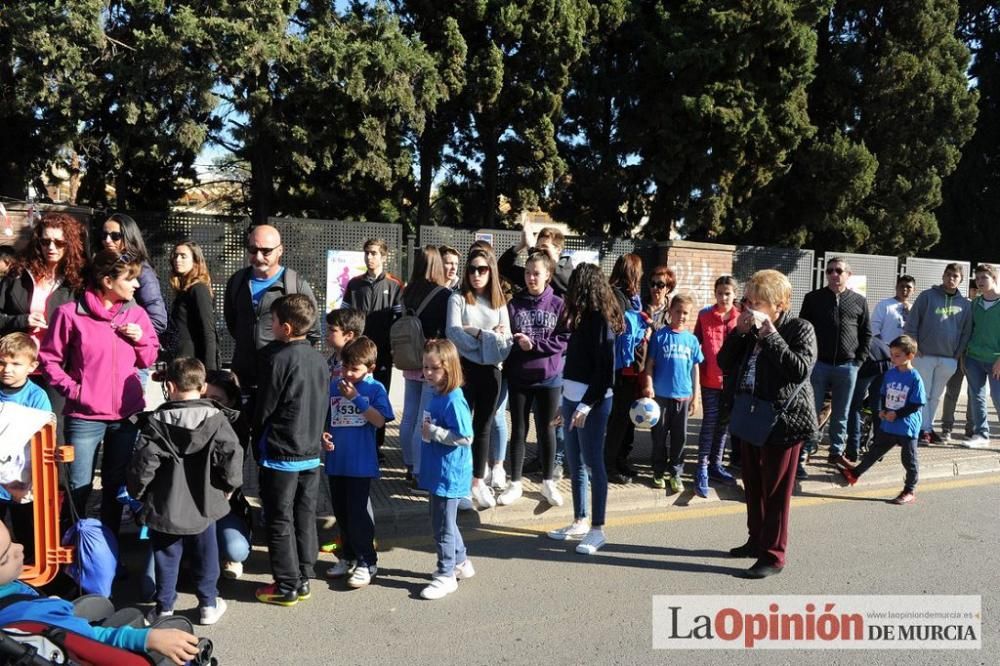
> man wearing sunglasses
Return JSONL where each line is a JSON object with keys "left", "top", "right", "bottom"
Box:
{"left": 224, "top": 224, "right": 321, "bottom": 399}
{"left": 799, "top": 257, "right": 872, "bottom": 474}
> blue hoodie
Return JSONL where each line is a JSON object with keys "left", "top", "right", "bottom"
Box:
{"left": 0, "top": 580, "right": 149, "bottom": 653}
{"left": 505, "top": 286, "right": 569, "bottom": 387}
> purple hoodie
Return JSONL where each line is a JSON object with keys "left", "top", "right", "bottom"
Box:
{"left": 40, "top": 289, "right": 159, "bottom": 420}
{"left": 505, "top": 286, "right": 569, "bottom": 387}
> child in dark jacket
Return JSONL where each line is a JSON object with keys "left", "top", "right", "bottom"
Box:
{"left": 127, "top": 357, "right": 243, "bottom": 626}
{"left": 252, "top": 294, "right": 329, "bottom": 606}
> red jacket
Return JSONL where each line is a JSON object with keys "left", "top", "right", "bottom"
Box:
{"left": 694, "top": 305, "right": 739, "bottom": 390}
{"left": 40, "top": 289, "right": 159, "bottom": 420}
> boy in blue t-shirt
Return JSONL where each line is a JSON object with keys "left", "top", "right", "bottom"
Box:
{"left": 0, "top": 332, "right": 53, "bottom": 559}
{"left": 642, "top": 294, "right": 704, "bottom": 494}
{"left": 841, "top": 335, "right": 926, "bottom": 505}
{"left": 321, "top": 337, "right": 394, "bottom": 589}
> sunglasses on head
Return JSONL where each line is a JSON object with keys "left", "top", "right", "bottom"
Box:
{"left": 826, "top": 267, "right": 845, "bottom": 275}
{"left": 467, "top": 265, "right": 490, "bottom": 276}
{"left": 650, "top": 281, "right": 668, "bottom": 290}
{"left": 38, "top": 237, "right": 67, "bottom": 248}
{"left": 117, "top": 252, "right": 135, "bottom": 264}
{"left": 103, "top": 231, "right": 123, "bottom": 242}
{"left": 247, "top": 245, "right": 280, "bottom": 257}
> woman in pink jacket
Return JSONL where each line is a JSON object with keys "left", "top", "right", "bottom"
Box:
{"left": 40, "top": 250, "right": 159, "bottom": 539}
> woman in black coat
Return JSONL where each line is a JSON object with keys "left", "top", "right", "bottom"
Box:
{"left": 164, "top": 241, "right": 218, "bottom": 369}
{"left": 717, "top": 269, "right": 817, "bottom": 579}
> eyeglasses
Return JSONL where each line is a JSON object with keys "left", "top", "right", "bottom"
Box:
{"left": 102, "top": 231, "right": 124, "bottom": 242}
{"left": 247, "top": 245, "right": 281, "bottom": 257}
{"left": 38, "top": 238, "right": 67, "bottom": 248}
{"left": 826, "top": 267, "right": 845, "bottom": 275}
{"left": 467, "top": 265, "right": 490, "bottom": 276}
{"left": 650, "top": 281, "right": 668, "bottom": 290}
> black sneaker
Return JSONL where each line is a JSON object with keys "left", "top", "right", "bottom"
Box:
{"left": 297, "top": 580, "right": 311, "bottom": 600}
{"left": 795, "top": 463, "right": 808, "bottom": 480}
{"left": 256, "top": 583, "right": 299, "bottom": 607}
{"left": 608, "top": 472, "right": 632, "bottom": 484}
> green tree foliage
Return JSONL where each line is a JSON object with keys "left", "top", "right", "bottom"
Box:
{"left": 0, "top": 1, "right": 104, "bottom": 199}
{"left": 629, "top": 0, "right": 830, "bottom": 241}
{"left": 760, "top": 0, "right": 977, "bottom": 255}
{"left": 76, "top": 1, "right": 220, "bottom": 210}
{"left": 937, "top": 2, "right": 1000, "bottom": 261}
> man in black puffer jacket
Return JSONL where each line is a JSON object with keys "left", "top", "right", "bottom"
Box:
{"left": 798, "top": 257, "right": 871, "bottom": 471}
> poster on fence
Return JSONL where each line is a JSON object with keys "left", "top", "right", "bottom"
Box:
{"left": 847, "top": 274, "right": 868, "bottom": 297}
{"left": 563, "top": 249, "right": 600, "bottom": 268}
{"left": 326, "top": 250, "right": 366, "bottom": 311}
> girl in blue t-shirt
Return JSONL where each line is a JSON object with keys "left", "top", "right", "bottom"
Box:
{"left": 418, "top": 339, "right": 474, "bottom": 600}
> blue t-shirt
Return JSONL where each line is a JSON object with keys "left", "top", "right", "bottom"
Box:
{"left": 419, "top": 388, "right": 473, "bottom": 499}
{"left": 650, "top": 327, "right": 704, "bottom": 399}
{"left": 880, "top": 366, "right": 927, "bottom": 438}
{"left": 325, "top": 374, "right": 394, "bottom": 478}
{"left": 250, "top": 267, "right": 285, "bottom": 309}
{"left": 0, "top": 379, "right": 52, "bottom": 411}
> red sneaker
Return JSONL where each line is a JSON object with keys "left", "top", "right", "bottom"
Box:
{"left": 891, "top": 490, "right": 916, "bottom": 505}
{"left": 839, "top": 465, "right": 858, "bottom": 486}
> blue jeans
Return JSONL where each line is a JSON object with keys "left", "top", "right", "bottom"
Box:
{"left": 964, "top": 355, "right": 1000, "bottom": 438}
{"left": 399, "top": 378, "right": 424, "bottom": 470}
{"left": 141, "top": 512, "right": 251, "bottom": 601}
{"left": 64, "top": 416, "right": 139, "bottom": 538}
{"left": 562, "top": 396, "right": 612, "bottom": 527}
{"left": 809, "top": 361, "right": 859, "bottom": 455}
{"left": 554, "top": 424, "right": 565, "bottom": 468}
{"left": 408, "top": 381, "right": 435, "bottom": 477}
{"left": 490, "top": 379, "right": 509, "bottom": 464}
{"left": 847, "top": 373, "right": 882, "bottom": 454}
{"left": 430, "top": 495, "right": 466, "bottom": 576}
{"left": 697, "top": 387, "right": 728, "bottom": 467}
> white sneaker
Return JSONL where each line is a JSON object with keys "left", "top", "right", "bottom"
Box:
{"left": 145, "top": 607, "right": 173, "bottom": 626}
{"left": 497, "top": 481, "right": 522, "bottom": 505}
{"left": 325, "top": 558, "right": 357, "bottom": 579}
{"left": 222, "top": 560, "right": 243, "bottom": 580}
{"left": 961, "top": 435, "right": 991, "bottom": 449}
{"left": 458, "top": 496, "right": 474, "bottom": 511}
{"left": 454, "top": 559, "right": 476, "bottom": 580}
{"left": 199, "top": 598, "right": 227, "bottom": 625}
{"left": 547, "top": 520, "right": 589, "bottom": 541}
{"left": 490, "top": 464, "right": 507, "bottom": 490}
{"left": 347, "top": 564, "right": 376, "bottom": 588}
{"left": 473, "top": 483, "right": 496, "bottom": 509}
{"left": 575, "top": 528, "right": 607, "bottom": 555}
{"left": 420, "top": 574, "right": 458, "bottom": 600}
{"left": 553, "top": 463, "right": 564, "bottom": 482}
{"left": 541, "top": 479, "right": 564, "bottom": 507}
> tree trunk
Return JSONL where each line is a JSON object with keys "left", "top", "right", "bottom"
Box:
{"left": 480, "top": 128, "right": 499, "bottom": 228}
{"left": 416, "top": 117, "right": 440, "bottom": 231}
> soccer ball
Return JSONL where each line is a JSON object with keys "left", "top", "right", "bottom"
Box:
{"left": 629, "top": 398, "right": 661, "bottom": 430}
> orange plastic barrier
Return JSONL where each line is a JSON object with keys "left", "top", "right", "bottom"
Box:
{"left": 19, "top": 422, "right": 75, "bottom": 586}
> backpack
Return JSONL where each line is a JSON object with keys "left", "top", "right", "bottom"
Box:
{"left": 614, "top": 309, "right": 650, "bottom": 374}
{"left": 390, "top": 287, "right": 445, "bottom": 370}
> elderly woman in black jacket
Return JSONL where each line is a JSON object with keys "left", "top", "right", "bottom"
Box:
{"left": 717, "top": 269, "right": 817, "bottom": 579}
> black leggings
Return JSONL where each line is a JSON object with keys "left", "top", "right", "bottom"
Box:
{"left": 461, "top": 360, "right": 502, "bottom": 479}
{"left": 508, "top": 384, "right": 561, "bottom": 481}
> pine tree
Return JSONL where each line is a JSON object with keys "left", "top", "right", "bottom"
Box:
{"left": 0, "top": 1, "right": 104, "bottom": 199}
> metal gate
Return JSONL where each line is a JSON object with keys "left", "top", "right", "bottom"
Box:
{"left": 733, "top": 246, "right": 815, "bottom": 316}
{"left": 903, "top": 257, "right": 972, "bottom": 297}
{"left": 821, "top": 251, "right": 900, "bottom": 311}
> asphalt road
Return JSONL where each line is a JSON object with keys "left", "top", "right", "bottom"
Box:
{"left": 134, "top": 474, "right": 998, "bottom": 666}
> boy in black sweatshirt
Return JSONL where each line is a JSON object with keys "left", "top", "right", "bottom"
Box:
{"left": 253, "top": 294, "right": 329, "bottom": 606}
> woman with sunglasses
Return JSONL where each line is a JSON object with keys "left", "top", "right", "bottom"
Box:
{"left": 164, "top": 241, "right": 219, "bottom": 370}
{"left": 644, "top": 265, "right": 677, "bottom": 331}
{"left": 40, "top": 249, "right": 159, "bottom": 541}
{"left": 0, "top": 213, "right": 89, "bottom": 439}
{"left": 99, "top": 213, "right": 168, "bottom": 335}
{"left": 445, "top": 244, "right": 512, "bottom": 509}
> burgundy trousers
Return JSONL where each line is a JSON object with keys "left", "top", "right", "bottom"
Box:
{"left": 740, "top": 439, "right": 802, "bottom": 567}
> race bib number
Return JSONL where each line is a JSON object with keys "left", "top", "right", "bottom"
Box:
{"left": 884, "top": 385, "right": 908, "bottom": 411}
{"left": 329, "top": 396, "right": 367, "bottom": 428}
